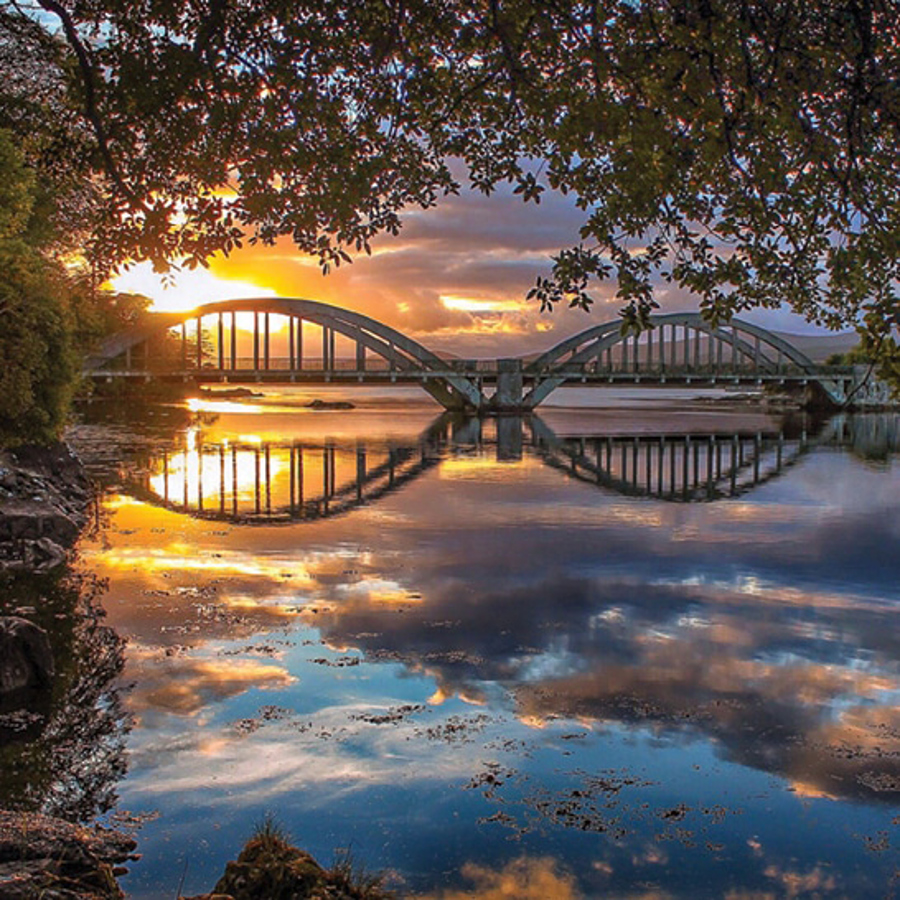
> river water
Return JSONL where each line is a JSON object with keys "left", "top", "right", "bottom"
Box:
{"left": 10, "top": 386, "right": 900, "bottom": 897}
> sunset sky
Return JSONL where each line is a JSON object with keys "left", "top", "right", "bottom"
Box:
{"left": 112, "top": 184, "right": 838, "bottom": 359}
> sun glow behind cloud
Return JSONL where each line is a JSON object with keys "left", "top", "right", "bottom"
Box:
{"left": 110, "top": 260, "right": 276, "bottom": 312}
{"left": 101, "top": 184, "right": 613, "bottom": 355}
{"left": 440, "top": 294, "right": 527, "bottom": 313}
{"left": 101, "top": 173, "right": 839, "bottom": 359}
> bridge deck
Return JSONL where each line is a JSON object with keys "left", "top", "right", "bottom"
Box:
{"left": 89, "top": 365, "right": 851, "bottom": 391}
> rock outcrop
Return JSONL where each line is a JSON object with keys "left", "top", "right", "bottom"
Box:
{"left": 0, "top": 616, "right": 54, "bottom": 694}
{"left": 183, "top": 828, "right": 394, "bottom": 900}
{"left": 305, "top": 399, "right": 355, "bottom": 410}
{"left": 0, "top": 443, "right": 92, "bottom": 573}
{"left": 0, "top": 810, "right": 138, "bottom": 899}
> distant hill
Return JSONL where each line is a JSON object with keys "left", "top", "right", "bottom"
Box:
{"left": 772, "top": 330, "right": 858, "bottom": 362}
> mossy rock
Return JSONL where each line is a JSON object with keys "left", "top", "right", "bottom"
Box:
{"left": 212, "top": 835, "right": 327, "bottom": 899}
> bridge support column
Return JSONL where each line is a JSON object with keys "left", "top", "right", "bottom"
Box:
{"left": 230, "top": 312, "right": 237, "bottom": 370}
{"left": 421, "top": 380, "right": 471, "bottom": 411}
{"left": 218, "top": 313, "right": 224, "bottom": 370}
{"left": 492, "top": 358, "right": 524, "bottom": 411}
{"left": 253, "top": 312, "right": 260, "bottom": 371}
{"left": 496, "top": 415, "right": 523, "bottom": 461}
{"left": 296, "top": 318, "right": 303, "bottom": 370}
{"left": 452, "top": 416, "right": 482, "bottom": 445}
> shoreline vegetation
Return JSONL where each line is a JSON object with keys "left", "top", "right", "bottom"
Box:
{"left": 0, "top": 810, "right": 138, "bottom": 899}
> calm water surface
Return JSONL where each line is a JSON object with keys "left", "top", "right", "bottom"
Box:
{"left": 32, "top": 389, "right": 900, "bottom": 895}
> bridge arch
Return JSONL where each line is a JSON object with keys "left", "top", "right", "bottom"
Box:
{"left": 86, "top": 301, "right": 853, "bottom": 410}
{"left": 530, "top": 418, "right": 813, "bottom": 502}
{"left": 84, "top": 297, "right": 486, "bottom": 410}
{"left": 128, "top": 435, "right": 443, "bottom": 524}
{"left": 523, "top": 313, "right": 845, "bottom": 407}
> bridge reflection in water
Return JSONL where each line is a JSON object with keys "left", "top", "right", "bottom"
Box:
{"left": 136, "top": 438, "right": 444, "bottom": 523}
{"left": 127, "top": 414, "right": 898, "bottom": 522}
{"left": 535, "top": 425, "right": 807, "bottom": 501}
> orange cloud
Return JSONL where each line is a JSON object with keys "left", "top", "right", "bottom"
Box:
{"left": 105, "top": 182, "right": 643, "bottom": 359}
{"left": 762, "top": 865, "right": 837, "bottom": 897}
{"left": 414, "top": 857, "right": 583, "bottom": 900}
{"left": 128, "top": 656, "right": 295, "bottom": 716}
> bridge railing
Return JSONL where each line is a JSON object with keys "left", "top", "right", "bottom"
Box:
{"left": 100, "top": 356, "right": 441, "bottom": 374}
{"left": 96, "top": 353, "right": 508, "bottom": 375}
{"left": 447, "top": 359, "right": 502, "bottom": 374}
{"left": 532, "top": 361, "right": 856, "bottom": 379}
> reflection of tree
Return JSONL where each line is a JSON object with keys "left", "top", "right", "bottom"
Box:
{"left": 0, "top": 565, "right": 129, "bottom": 822}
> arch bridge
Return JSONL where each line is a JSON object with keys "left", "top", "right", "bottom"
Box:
{"left": 85, "top": 299, "right": 857, "bottom": 410}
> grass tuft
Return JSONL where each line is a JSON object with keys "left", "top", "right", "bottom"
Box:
{"left": 329, "top": 845, "right": 396, "bottom": 899}
{"left": 250, "top": 812, "right": 290, "bottom": 849}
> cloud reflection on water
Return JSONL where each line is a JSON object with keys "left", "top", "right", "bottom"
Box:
{"left": 413, "top": 856, "right": 582, "bottom": 900}
{"left": 83, "top": 416, "right": 900, "bottom": 802}
{"left": 75, "top": 407, "right": 900, "bottom": 896}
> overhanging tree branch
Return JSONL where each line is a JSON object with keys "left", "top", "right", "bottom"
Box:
{"left": 36, "top": 0, "right": 137, "bottom": 205}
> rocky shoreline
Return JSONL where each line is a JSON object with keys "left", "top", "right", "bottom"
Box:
{"left": 0, "top": 442, "right": 122, "bottom": 896}
{"left": 0, "top": 443, "right": 93, "bottom": 573}
{"left": 0, "top": 810, "right": 138, "bottom": 899}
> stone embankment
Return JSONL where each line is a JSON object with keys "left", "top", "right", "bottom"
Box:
{"left": 0, "top": 443, "right": 93, "bottom": 573}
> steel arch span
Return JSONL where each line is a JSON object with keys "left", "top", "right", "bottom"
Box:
{"left": 85, "top": 301, "right": 855, "bottom": 409}
{"left": 84, "top": 297, "right": 487, "bottom": 410}
{"left": 523, "top": 312, "right": 848, "bottom": 407}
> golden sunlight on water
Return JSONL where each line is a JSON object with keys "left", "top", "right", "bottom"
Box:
{"left": 61, "top": 398, "right": 900, "bottom": 899}
{"left": 143, "top": 441, "right": 416, "bottom": 520}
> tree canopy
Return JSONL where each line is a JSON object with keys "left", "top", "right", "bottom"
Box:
{"left": 1, "top": 1, "right": 898, "bottom": 370}
{"left": 0, "top": 128, "right": 79, "bottom": 445}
